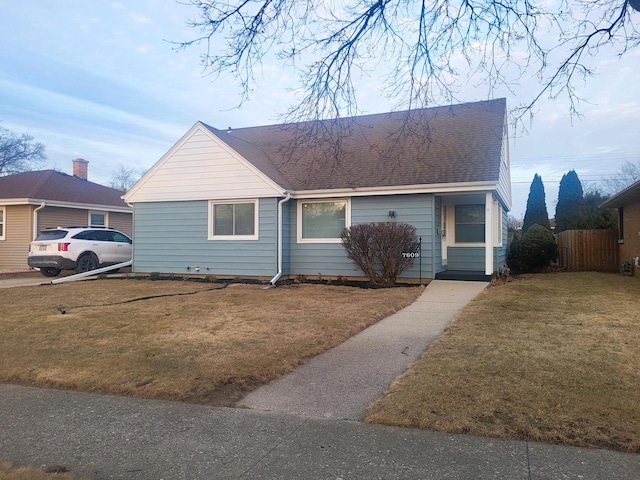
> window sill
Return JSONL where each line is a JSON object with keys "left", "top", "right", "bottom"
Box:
{"left": 297, "top": 238, "right": 343, "bottom": 244}
{"left": 209, "top": 235, "right": 259, "bottom": 241}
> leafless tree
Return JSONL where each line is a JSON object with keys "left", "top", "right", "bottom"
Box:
{"left": 178, "top": 0, "right": 640, "bottom": 122}
{"left": 0, "top": 125, "right": 46, "bottom": 176}
{"left": 109, "top": 165, "right": 145, "bottom": 192}
{"left": 602, "top": 159, "right": 640, "bottom": 194}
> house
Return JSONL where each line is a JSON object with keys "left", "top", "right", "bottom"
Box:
{"left": 124, "top": 98, "right": 511, "bottom": 283}
{"left": 0, "top": 159, "right": 132, "bottom": 271}
{"left": 601, "top": 179, "right": 640, "bottom": 273}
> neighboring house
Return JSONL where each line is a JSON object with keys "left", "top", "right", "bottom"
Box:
{"left": 0, "top": 159, "right": 132, "bottom": 271}
{"left": 601, "top": 179, "right": 640, "bottom": 272}
{"left": 124, "top": 99, "right": 511, "bottom": 283}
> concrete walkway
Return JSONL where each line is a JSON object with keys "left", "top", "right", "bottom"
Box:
{"left": 1, "top": 384, "right": 638, "bottom": 480}
{"left": 240, "top": 280, "right": 488, "bottom": 420}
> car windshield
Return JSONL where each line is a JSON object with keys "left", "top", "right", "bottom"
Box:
{"left": 35, "top": 230, "right": 68, "bottom": 241}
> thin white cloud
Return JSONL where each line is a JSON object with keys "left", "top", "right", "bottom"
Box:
{"left": 130, "top": 12, "right": 152, "bottom": 24}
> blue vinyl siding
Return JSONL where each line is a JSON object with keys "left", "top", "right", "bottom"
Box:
{"left": 281, "top": 200, "right": 291, "bottom": 275}
{"left": 494, "top": 205, "right": 509, "bottom": 273}
{"left": 132, "top": 199, "right": 277, "bottom": 276}
{"left": 433, "top": 197, "right": 444, "bottom": 274}
{"left": 447, "top": 247, "right": 485, "bottom": 271}
{"left": 289, "top": 194, "right": 435, "bottom": 279}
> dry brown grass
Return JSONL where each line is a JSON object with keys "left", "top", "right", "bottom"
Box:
{"left": 0, "top": 462, "right": 86, "bottom": 480}
{"left": 0, "top": 279, "right": 420, "bottom": 405}
{"left": 366, "top": 272, "right": 640, "bottom": 453}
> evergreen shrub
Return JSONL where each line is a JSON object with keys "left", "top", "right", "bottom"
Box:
{"left": 508, "top": 224, "right": 558, "bottom": 273}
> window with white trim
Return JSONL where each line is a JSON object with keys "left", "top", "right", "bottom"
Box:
{"left": 455, "top": 204, "right": 485, "bottom": 243}
{"left": 0, "top": 207, "right": 5, "bottom": 240}
{"left": 298, "top": 199, "right": 350, "bottom": 243}
{"left": 209, "top": 200, "right": 259, "bottom": 240}
{"left": 89, "top": 211, "right": 108, "bottom": 227}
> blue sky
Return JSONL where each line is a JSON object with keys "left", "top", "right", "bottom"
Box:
{"left": 1, "top": 1, "right": 639, "bottom": 217}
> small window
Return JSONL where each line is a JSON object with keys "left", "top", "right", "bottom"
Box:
{"left": 618, "top": 207, "right": 624, "bottom": 242}
{"left": 0, "top": 207, "right": 5, "bottom": 240}
{"left": 298, "top": 199, "right": 350, "bottom": 243}
{"left": 455, "top": 204, "right": 485, "bottom": 243}
{"left": 89, "top": 211, "right": 107, "bottom": 227}
{"left": 209, "top": 200, "right": 258, "bottom": 240}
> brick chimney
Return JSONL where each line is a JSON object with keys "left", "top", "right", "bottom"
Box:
{"left": 72, "top": 158, "right": 89, "bottom": 180}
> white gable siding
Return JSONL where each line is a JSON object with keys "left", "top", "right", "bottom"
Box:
{"left": 126, "top": 126, "right": 283, "bottom": 203}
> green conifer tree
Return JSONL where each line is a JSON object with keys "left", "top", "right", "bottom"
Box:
{"left": 555, "top": 170, "right": 584, "bottom": 233}
{"left": 522, "top": 174, "right": 551, "bottom": 233}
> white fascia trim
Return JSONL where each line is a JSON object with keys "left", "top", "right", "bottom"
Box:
{"left": 291, "top": 181, "right": 498, "bottom": 199}
{"left": 0, "top": 198, "right": 33, "bottom": 206}
{"left": 1, "top": 198, "right": 132, "bottom": 213}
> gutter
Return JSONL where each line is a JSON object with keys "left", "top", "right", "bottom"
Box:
{"left": 32, "top": 202, "right": 46, "bottom": 240}
{"left": 268, "top": 193, "right": 291, "bottom": 286}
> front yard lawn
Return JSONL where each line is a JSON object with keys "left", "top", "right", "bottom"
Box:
{"left": 0, "top": 279, "right": 421, "bottom": 405}
{"left": 366, "top": 272, "right": 640, "bottom": 453}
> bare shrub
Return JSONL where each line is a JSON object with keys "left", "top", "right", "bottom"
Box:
{"left": 341, "top": 222, "right": 418, "bottom": 287}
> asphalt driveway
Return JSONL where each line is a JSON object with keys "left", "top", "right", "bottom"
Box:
{"left": 0, "top": 270, "right": 106, "bottom": 288}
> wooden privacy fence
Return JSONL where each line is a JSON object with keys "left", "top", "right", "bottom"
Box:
{"left": 556, "top": 229, "right": 619, "bottom": 272}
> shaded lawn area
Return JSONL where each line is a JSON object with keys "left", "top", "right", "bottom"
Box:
{"left": 366, "top": 272, "right": 640, "bottom": 453}
{"left": 0, "top": 279, "right": 421, "bottom": 405}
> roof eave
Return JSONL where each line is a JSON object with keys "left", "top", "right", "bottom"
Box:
{"left": 0, "top": 198, "right": 132, "bottom": 213}
{"left": 290, "top": 181, "right": 499, "bottom": 199}
{"left": 600, "top": 180, "right": 640, "bottom": 209}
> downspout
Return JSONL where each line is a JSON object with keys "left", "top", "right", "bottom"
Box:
{"left": 268, "top": 193, "right": 291, "bottom": 286}
{"left": 33, "top": 202, "right": 46, "bottom": 240}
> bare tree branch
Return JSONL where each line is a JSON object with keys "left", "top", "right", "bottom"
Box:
{"left": 109, "top": 165, "right": 146, "bottom": 192}
{"left": 176, "top": 0, "right": 640, "bottom": 122}
{"left": 0, "top": 125, "right": 46, "bottom": 176}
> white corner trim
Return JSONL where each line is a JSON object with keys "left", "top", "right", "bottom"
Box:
{"left": 0, "top": 205, "right": 5, "bottom": 241}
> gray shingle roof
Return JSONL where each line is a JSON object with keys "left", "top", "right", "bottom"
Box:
{"left": 0, "top": 170, "right": 129, "bottom": 208}
{"left": 204, "top": 98, "right": 506, "bottom": 191}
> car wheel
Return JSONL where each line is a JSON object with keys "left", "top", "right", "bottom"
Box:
{"left": 40, "top": 267, "right": 61, "bottom": 277}
{"left": 75, "top": 253, "right": 98, "bottom": 274}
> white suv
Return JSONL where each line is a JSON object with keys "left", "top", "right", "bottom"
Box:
{"left": 28, "top": 227, "right": 132, "bottom": 277}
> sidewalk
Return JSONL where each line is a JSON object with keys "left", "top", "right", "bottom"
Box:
{"left": 1, "top": 384, "right": 638, "bottom": 479}
{"left": 240, "top": 280, "right": 488, "bottom": 419}
{"left": 2, "top": 280, "right": 639, "bottom": 479}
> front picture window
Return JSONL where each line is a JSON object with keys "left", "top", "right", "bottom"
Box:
{"left": 0, "top": 207, "right": 5, "bottom": 240}
{"left": 455, "top": 204, "right": 485, "bottom": 243}
{"left": 298, "top": 200, "right": 349, "bottom": 243}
